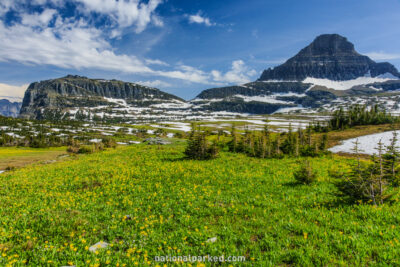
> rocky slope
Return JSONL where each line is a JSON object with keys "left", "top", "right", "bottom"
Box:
{"left": 0, "top": 99, "right": 22, "bottom": 117}
{"left": 19, "top": 75, "right": 185, "bottom": 120}
{"left": 194, "top": 34, "right": 400, "bottom": 114}
{"left": 259, "top": 34, "right": 400, "bottom": 81}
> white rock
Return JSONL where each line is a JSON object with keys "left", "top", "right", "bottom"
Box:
{"left": 206, "top": 237, "right": 217, "bottom": 243}
{"left": 89, "top": 241, "right": 109, "bottom": 252}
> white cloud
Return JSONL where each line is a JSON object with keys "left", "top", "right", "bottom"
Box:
{"left": 21, "top": 9, "right": 57, "bottom": 27}
{"left": 157, "top": 64, "right": 211, "bottom": 84}
{"left": 137, "top": 80, "right": 171, "bottom": 88}
{"left": 0, "top": 14, "right": 248, "bottom": 85}
{"left": 0, "top": 0, "right": 14, "bottom": 16}
{"left": 211, "top": 60, "right": 257, "bottom": 84}
{"left": 0, "top": 4, "right": 257, "bottom": 87}
{"left": 188, "top": 13, "right": 215, "bottom": 27}
{"left": 145, "top": 58, "right": 169, "bottom": 66}
{"left": 366, "top": 52, "right": 400, "bottom": 61}
{"left": 74, "top": 0, "right": 163, "bottom": 33}
{"left": 0, "top": 83, "right": 29, "bottom": 101}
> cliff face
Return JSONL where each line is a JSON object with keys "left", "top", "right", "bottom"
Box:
{"left": 0, "top": 99, "right": 22, "bottom": 118}
{"left": 19, "top": 75, "right": 184, "bottom": 120}
{"left": 259, "top": 34, "right": 400, "bottom": 81}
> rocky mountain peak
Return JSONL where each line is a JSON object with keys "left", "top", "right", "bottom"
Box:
{"left": 299, "top": 34, "right": 356, "bottom": 56}
{"left": 259, "top": 34, "right": 400, "bottom": 81}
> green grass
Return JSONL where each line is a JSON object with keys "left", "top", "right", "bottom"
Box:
{"left": 0, "top": 144, "right": 400, "bottom": 266}
{"left": 0, "top": 147, "right": 67, "bottom": 170}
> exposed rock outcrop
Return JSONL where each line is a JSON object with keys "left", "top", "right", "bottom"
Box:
{"left": 19, "top": 75, "right": 184, "bottom": 120}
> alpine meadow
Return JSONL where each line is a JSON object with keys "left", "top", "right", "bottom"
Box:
{"left": 1, "top": 0, "right": 400, "bottom": 266}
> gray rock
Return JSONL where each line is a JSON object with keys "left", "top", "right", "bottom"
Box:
{"left": 206, "top": 237, "right": 217, "bottom": 243}
{"left": 89, "top": 241, "right": 109, "bottom": 252}
{"left": 144, "top": 138, "right": 171, "bottom": 145}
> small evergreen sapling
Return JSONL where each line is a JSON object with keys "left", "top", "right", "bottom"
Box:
{"left": 293, "top": 160, "right": 317, "bottom": 185}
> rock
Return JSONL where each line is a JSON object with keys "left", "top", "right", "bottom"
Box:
{"left": 144, "top": 138, "right": 171, "bottom": 145}
{"left": 19, "top": 75, "right": 184, "bottom": 120}
{"left": 206, "top": 237, "right": 217, "bottom": 243}
{"left": 89, "top": 241, "right": 109, "bottom": 252}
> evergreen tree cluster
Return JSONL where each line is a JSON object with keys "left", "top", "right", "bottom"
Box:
{"left": 331, "top": 133, "right": 400, "bottom": 205}
{"left": 325, "top": 104, "right": 399, "bottom": 131}
{"left": 228, "top": 123, "right": 328, "bottom": 159}
{"left": 184, "top": 124, "right": 219, "bottom": 160}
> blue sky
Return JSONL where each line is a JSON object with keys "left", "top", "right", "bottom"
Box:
{"left": 0, "top": 0, "right": 400, "bottom": 101}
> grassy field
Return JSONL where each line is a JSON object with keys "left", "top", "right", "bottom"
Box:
{"left": 0, "top": 147, "right": 67, "bottom": 171}
{"left": 0, "top": 144, "right": 400, "bottom": 266}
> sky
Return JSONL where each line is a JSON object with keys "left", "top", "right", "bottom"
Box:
{"left": 0, "top": 0, "right": 400, "bottom": 101}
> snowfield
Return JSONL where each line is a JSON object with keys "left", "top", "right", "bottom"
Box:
{"left": 303, "top": 73, "right": 398, "bottom": 91}
{"left": 329, "top": 131, "right": 400, "bottom": 155}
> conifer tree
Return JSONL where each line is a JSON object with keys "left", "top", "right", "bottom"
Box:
{"left": 383, "top": 132, "right": 400, "bottom": 185}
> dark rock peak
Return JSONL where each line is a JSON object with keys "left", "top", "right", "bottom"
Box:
{"left": 259, "top": 34, "right": 400, "bottom": 81}
{"left": 297, "top": 34, "right": 357, "bottom": 57}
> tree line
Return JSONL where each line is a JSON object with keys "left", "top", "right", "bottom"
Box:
{"left": 316, "top": 104, "right": 400, "bottom": 131}
{"left": 184, "top": 122, "right": 329, "bottom": 160}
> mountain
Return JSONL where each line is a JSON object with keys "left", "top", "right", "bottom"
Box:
{"left": 259, "top": 34, "right": 400, "bottom": 81}
{"left": 19, "top": 75, "right": 186, "bottom": 120}
{"left": 16, "top": 34, "right": 400, "bottom": 121}
{"left": 0, "top": 99, "right": 22, "bottom": 118}
{"left": 194, "top": 34, "right": 400, "bottom": 114}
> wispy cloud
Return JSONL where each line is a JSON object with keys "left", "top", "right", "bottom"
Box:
{"left": 145, "top": 59, "right": 170, "bottom": 66}
{"left": 188, "top": 12, "right": 215, "bottom": 27}
{"left": 0, "top": 2, "right": 256, "bottom": 88}
{"left": 366, "top": 52, "right": 400, "bottom": 61}
{"left": 137, "top": 80, "right": 171, "bottom": 88}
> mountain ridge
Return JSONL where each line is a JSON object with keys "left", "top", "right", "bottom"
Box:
{"left": 19, "top": 75, "right": 184, "bottom": 120}
{"left": 259, "top": 34, "right": 400, "bottom": 81}
{"left": 15, "top": 34, "right": 400, "bottom": 120}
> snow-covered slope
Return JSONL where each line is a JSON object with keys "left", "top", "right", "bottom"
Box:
{"left": 303, "top": 73, "right": 398, "bottom": 91}
{"left": 329, "top": 131, "right": 400, "bottom": 155}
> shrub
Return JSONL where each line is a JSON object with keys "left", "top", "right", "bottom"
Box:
{"left": 5, "top": 166, "right": 15, "bottom": 171}
{"left": 330, "top": 139, "right": 393, "bottom": 205}
{"left": 67, "top": 145, "right": 80, "bottom": 154}
{"left": 293, "top": 160, "right": 317, "bottom": 184}
{"left": 78, "top": 146, "right": 93, "bottom": 154}
{"left": 184, "top": 124, "right": 219, "bottom": 160}
{"left": 102, "top": 138, "right": 116, "bottom": 148}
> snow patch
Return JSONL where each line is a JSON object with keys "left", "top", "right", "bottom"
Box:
{"left": 329, "top": 131, "right": 400, "bottom": 155}
{"left": 303, "top": 75, "right": 398, "bottom": 91}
